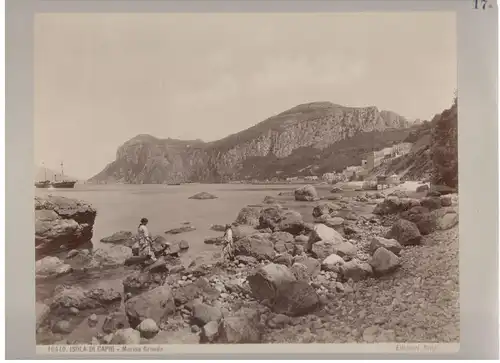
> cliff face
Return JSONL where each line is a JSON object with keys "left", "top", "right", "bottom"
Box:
{"left": 369, "top": 100, "right": 458, "bottom": 187}
{"left": 89, "top": 102, "right": 411, "bottom": 184}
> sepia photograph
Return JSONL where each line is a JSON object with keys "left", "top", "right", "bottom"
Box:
{"left": 31, "top": 11, "right": 461, "bottom": 349}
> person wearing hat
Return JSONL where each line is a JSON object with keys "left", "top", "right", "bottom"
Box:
{"left": 222, "top": 224, "right": 235, "bottom": 262}
{"left": 137, "top": 217, "right": 157, "bottom": 262}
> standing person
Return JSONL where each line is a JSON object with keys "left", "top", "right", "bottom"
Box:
{"left": 137, "top": 218, "right": 157, "bottom": 262}
{"left": 222, "top": 224, "right": 235, "bottom": 263}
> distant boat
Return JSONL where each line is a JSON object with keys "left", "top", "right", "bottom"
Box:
{"left": 51, "top": 162, "right": 77, "bottom": 189}
{"left": 35, "top": 163, "right": 51, "bottom": 188}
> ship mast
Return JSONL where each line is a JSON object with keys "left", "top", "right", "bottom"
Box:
{"left": 60, "top": 162, "right": 64, "bottom": 180}
{"left": 42, "top": 162, "right": 47, "bottom": 180}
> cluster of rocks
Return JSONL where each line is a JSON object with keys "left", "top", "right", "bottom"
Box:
{"left": 36, "top": 187, "right": 460, "bottom": 345}
{"left": 35, "top": 195, "right": 97, "bottom": 259}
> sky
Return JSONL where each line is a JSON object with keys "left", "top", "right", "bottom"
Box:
{"left": 34, "top": 12, "right": 456, "bottom": 180}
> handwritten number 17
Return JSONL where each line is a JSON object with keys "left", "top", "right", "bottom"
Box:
{"left": 474, "top": 0, "right": 488, "bottom": 9}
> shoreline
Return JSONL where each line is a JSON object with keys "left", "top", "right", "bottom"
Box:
{"left": 35, "top": 185, "right": 459, "bottom": 345}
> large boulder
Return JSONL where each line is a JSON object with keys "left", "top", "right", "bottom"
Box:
{"left": 385, "top": 219, "right": 422, "bottom": 246}
{"left": 125, "top": 285, "right": 176, "bottom": 328}
{"left": 369, "top": 237, "right": 403, "bottom": 256}
{"left": 312, "top": 203, "right": 341, "bottom": 218}
{"left": 259, "top": 206, "right": 306, "bottom": 235}
{"left": 188, "top": 192, "right": 217, "bottom": 200}
{"left": 100, "top": 231, "right": 135, "bottom": 247}
{"left": 233, "top": 233, "right": 276, "bottom": 261}
{"left": 234, "top": 206, "right": 262, "bottom": 227}
{"left": 294, "top": 185, "right": 319, "bottom": 202}
{"left": 35, "top": 195, "right": 96, "bottom": 258}
{"left": 307, "top": 224, "right": 344, "bottom": 251}
{"left": 271, "top": 280, "right": 320, "bottom": 317}
{"left": 35, "top": 256, "right": 72, "bottom": 280}
{"left": 369, "top": 247, "right": 401, "bottom": 275}
{"left": 247, "top": 263, "right": 296, "bottom": 302}
{"left": 331, "top": 241, "right": 357, "bottom": 260}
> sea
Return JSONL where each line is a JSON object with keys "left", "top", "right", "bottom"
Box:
{"left": 35, "top": 183, "right": 370, "bottom": 303}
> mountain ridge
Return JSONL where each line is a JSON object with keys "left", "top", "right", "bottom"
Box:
{"left": 89, "top": 101, "right": 413, "bottom": 184}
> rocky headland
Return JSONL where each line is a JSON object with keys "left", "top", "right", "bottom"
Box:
{"left": 35, "top": 184, "right": 459, "bottom": 345}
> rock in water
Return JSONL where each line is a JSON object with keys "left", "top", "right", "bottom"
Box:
{"left": 165, "top": 225, "right": 196, "bottom": 234}
{"left": 369, "top": 237, "right": 403, "bottom": 256}
{"left": 35, "top": 256, "right": 72, "bottom": 280}
{"left": 100, "top": 231, "right": 135, "bottom": 247}
{"left": 125, "top": 285, "right": 176, "bottom": 328}
{"left": 272, "top": 280, "right": 320, "bottom": 317}
{"left": 369, "top": 247, "right": 401, "bottom": 275}
{"left": 263, "top": 196, "right": 278, "bottom": 204}
{"left": 137, "top": 318, "right": 159, "bottom": 339}
{"left": 179, "top": 240, "right": 189, "bottom": 250}
{"left": 247, "top": 263, "right": 296, "bottom": 302}
{"left": 110, "top": 328, "right": 141, "bottom": 344}
{"left": 294, "top": 185, "right": 319, "bottom": 202}
{"left": 385, "top": 219, "right": 422, "bottom": 246}
{"left": 188, "top": 192, "right": 217, "bottom": 200}
{"left": 312, "top": 202, "right": 341, "bottom": 218}
{"left": 234, "top": 207, "right": 262, "bottom": 227}
{"left": 210, "top": 224, "right": 226, "bottom": 232}
{"left": 233, "top": 234, "right": 276, "bottom": 261}
{"left": 340, "top": 259, "right": 373, "bottom": 281}
{"left": 35, "top": 195, "right": 97, "bottom": 258}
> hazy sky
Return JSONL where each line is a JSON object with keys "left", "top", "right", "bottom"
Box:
{"left": 35, "top": 12, "right": 456, "bottom": 179}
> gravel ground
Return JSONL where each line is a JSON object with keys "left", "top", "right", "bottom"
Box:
{"left": 262, "top": 225, "right": 459, "bottom": 343}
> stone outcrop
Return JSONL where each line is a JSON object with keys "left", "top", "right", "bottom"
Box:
{"left": 35, "top": 195, "right": 96, "bottom": 259}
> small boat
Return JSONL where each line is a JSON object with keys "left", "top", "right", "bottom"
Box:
{"left": 51, "top": 162, "right": 77, "bottom": 189}
{"left": 35, "top": 163, "right": 51, "bottom": 188}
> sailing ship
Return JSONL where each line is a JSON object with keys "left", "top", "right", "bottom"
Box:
{"left": 51, "top": 162, "right": 77, "bottom": 189}
{"left": 35, "top": 163, "right": 51, "bottom": 188}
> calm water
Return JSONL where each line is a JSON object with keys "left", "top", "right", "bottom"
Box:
{"left": 35, "top": 183, "right": 371, "bottom": 302}
{"left": 35, "top": 183, "right": 346, "bottom": 259}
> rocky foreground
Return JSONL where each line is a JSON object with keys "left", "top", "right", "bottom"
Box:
{"left": 35, "top": 185, "right": 459, "bottom": 345}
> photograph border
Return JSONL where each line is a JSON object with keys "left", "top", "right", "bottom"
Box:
{"left": 6, "top": 0, "right": 499, "bottom": 359}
